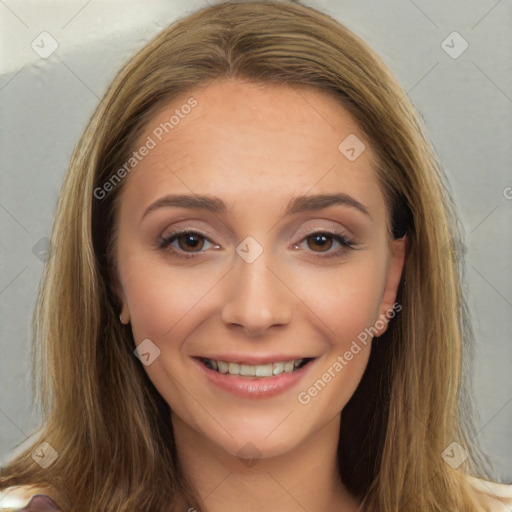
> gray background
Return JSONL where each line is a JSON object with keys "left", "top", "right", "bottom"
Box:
{"left": 1, "top": 0, "right": 511, "bottom": 481}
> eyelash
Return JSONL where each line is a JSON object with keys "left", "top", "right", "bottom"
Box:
{"left": 156, "top": 229, "right": 355, "bottom": 260}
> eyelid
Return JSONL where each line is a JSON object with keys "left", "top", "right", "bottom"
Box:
{"left": 160, "top": 227, "right": 216, "bottom": 243}
{"left": 296, "top": 223, "right": 355, "bottom": 244}
{"left": 298, "top": 225, "right": 353, "bottom": 239}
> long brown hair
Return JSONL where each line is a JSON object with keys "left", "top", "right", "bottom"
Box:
{"left": 0, "top": 1, "right": 493, "bottom": 510}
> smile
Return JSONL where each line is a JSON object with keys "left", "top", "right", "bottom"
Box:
{"left": 200, "top": 357, "right": 312, "bottom": 377}
{"left": 194, "top": 356, "right": 316, "bottom": 398}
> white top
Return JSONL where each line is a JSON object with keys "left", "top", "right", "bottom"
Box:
{"left": 467, "top": 476, "right": 512, "bottom": 511}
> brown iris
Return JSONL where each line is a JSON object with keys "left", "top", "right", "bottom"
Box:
{"left": 306, "top": 233, "right": 333, "bottom": 252}
{"left": 177, "top": 233, "right": 205, "bottom": 252}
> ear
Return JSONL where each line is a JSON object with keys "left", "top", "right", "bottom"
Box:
{"left": 109, "top": 263, "right": 130, "bottom": 325}
{"left": 374, "top": 235, "right": 407, "bottom": 336}
{"left": 119, "top": 299, "right": 130, "bottom": 325}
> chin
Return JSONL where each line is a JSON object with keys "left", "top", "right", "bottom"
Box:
{"left": 199, "top": 411, "right": 314, "bottom": 462}
{"left": 216, "top": 431, "right": 299, "bottom": 463}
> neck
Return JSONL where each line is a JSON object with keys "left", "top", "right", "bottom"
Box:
{"left": 171, "top": 413, "right": 360, "bottom": 512}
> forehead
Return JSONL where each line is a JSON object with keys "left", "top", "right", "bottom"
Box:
{"left": 117, "top": 78, "right": 384, "bottom": 217}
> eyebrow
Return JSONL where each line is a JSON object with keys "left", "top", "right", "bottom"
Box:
{"left": 141, "top": 192, "right": 371, "bottom": 221}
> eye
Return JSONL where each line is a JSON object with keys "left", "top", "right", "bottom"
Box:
{"left": 294, "top": 230, "right": 355, "bottom": 258}
{"left": 156, "top": 230, "right": 218, "bottom": 259}
{"left": 156, "top": 229, "right": 355, "bottom": 260}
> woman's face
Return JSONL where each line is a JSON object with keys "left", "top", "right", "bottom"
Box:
{"left": 113, "top": 78, "right": 405, "bottom": 461}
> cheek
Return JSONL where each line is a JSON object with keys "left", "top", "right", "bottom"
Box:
{"left": 120, "top": 256, "right": 226, "bottom": 344}
{"left": 289, "top": 260, "right": 385, "bottom": 345}
{"left": 288, "top": 261, "right": 384, "bottom": 408}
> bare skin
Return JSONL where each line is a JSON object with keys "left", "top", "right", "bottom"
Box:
{"left": 113, "top": 78, "right": 406, "bottom": 511}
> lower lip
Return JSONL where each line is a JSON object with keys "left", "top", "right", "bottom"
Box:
{"left": 193, "top": 358, "right": 315, "bottom": 399}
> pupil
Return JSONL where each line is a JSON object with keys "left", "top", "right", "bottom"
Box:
{"left": 180, "top": 234, "right": 203, "bottom": 251}
{"left": 186, "top": 235, "right": 198, "bottom": 246}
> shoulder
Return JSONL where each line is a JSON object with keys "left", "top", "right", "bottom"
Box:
{"left": 467, "top": 475, "right": 512, "bottom": 511}
{"left": 0, "top": 485, "right": 61, "bottom": 511}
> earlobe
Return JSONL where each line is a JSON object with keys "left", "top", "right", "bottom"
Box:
{"left": 119, "top": 302, "right": 130, "bottom": 325}
{"left": 117, "top": 287, "right": 130, "bottom": 325}
{"left": 375, "top": 235, "right": 407, "bottom": 337}
{"left": 109, "top": 266, "right": 130, "bottom": 325}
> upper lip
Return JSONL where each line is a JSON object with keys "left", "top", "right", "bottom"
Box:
{"left": 194, "top": 355, "right": 314, "bottom": 365}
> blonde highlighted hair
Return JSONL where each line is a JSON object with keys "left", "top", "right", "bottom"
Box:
{"left": 0, "top": 1, "right": 493, "bottom": 510}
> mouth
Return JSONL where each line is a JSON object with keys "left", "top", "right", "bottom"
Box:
{"left": 194, "top": 355, "right": 317, "bottom": 398}
{"left": 198, "top": 357, "right": 314, "bottom": 377}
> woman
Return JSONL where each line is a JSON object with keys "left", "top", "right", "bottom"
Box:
{"left": 1, "top": 1, "right": 510, "bottom": 510}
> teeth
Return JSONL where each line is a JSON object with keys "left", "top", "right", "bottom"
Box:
{"left": 217, "top": 361, "right": 229, "bottom": 374}
{"left": 240, "top": 364, "right": 256, "bottom": 376}
{"left": 203, "top": 358, "right": 306, "bottom": 377}
{"left": 255, "top": 363, "right": 273, "bottom": 377}
{"left": 273, "top": 362, "right": 284, "bottom": 375}
{"left": 228, "top": 362, "right": 240, "bottom": 375}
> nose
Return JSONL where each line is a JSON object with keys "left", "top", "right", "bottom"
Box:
{"left": 220, "top": 250, "right": 293, "bottom": 336}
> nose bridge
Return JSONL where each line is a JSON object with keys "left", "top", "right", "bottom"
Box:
{"left": 220, "top": 241, "right": 292, "bottom": 334}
